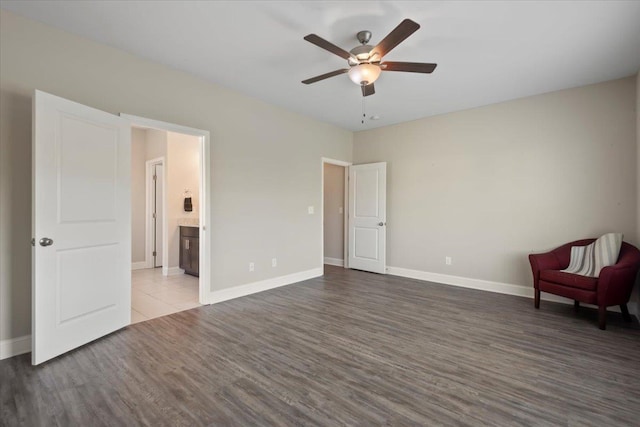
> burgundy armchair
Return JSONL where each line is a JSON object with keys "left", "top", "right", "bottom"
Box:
{"left": 529, "top": 239, "right": 640, "bottom": 329}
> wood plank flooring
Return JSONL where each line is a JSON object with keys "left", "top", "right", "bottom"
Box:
{"left": 2, "top": 265, "right": 639, "bottom": 426}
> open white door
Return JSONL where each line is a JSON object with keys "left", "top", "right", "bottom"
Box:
{"left": 32, "top": 90, "right": 131, "bottom": 365}
{"left": 348, "top": 162, "right": 387, "bottom": 274}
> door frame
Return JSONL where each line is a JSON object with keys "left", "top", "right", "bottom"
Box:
{"left": 144, "top": 157, "right": 165, "bottom": 269}
{"left": 321, "top": 157, "right": 351, "bottom": 271}
{"left": 121, "top": 114, "right": 210, "bottom": 305}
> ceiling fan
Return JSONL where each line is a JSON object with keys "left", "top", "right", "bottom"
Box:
{"left": 302, "top": 19, "right": 437, "bottom": 97}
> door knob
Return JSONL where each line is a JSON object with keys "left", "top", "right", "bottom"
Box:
{"left": 378, "top": 222, "right": 386, "bottom": 226}
{"left": 39, "top": 237, "right": 54, "bottom": 247}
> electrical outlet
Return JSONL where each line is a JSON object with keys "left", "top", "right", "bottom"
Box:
{"left": 272, "top": 258, "right": 277, "bottom": 267}
{"left": 249, "top": 262, "right": 255, "bottom": 272}
{"left": 445, "top": 256, "right": 452, "bottom": 266}
{"left": 308, "top": 206, "right": 314, "bottom": 214}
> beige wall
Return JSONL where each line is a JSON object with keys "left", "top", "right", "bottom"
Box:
{"left": 0, "top": 50, "right": 31, "bottom": 343}
{"left": 131, "top": 128, "right": 147, "bottom": 263}
{"left": 0, "top": 10, "right": 352, "bottom": 342}
{"left": 166, "top": 131, "right": 200, "bottom": 269}
{"left": 145, "top": 128, "right": 167, "bottom": 162}
{"left": 354, "top": 77, "right": 637, "bottom": 288}
{"left": 323, "top": 163, "right": 345, "bottom": 261}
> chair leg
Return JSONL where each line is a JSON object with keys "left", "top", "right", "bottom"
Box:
{"left": 598, "top": 305, "right": 607, "bottom": 330}
{"left": 620, "top": 304, "right": 632, "bottom": 322}
{"left": 534, "top": 289, "right": 540, "bottom": 309}
{"left": 574, "top": 300, "right": 580, "bottom": 311}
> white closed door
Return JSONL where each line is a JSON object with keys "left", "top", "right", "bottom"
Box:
{"left": 32, "top": 90, "right": 131, "bottom": 365}
{"left": 348, "top": 162, "right": 387, "bottom": 274}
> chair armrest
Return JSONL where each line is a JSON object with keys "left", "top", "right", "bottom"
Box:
{"left": 597, "top": 265, "right": 639, "bottom": 306}
{"left": 529, "top": 252, "right": 562, "bottom": 287}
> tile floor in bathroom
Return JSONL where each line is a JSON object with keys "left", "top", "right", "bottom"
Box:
{"left": 131, "top": 268, "right": 201, "bottom": 324}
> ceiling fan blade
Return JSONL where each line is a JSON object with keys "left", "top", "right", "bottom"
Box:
{"left": 370, "top": 19, "right": 420, "bottom": 58}
{"left": 381, "top": 61, "right": 437, "bottom": 73}
{"left": 361, "top": 83, "right": 375, "bottom": 97}
{"left": 304, "top": 34, "right": 354, "bottom": 60}
{"left": 302, "top": 69, "right": 349, "bottom": 84}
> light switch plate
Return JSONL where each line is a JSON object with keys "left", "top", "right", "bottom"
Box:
{"left": 308, "top": 206, "right": 314, "bottom": 214}
{"left": 339, "top": 207, "right": 343, "bottom": 214}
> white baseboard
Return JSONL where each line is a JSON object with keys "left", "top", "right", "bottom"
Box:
{"left": 131, "top": 261, "right": 147, "bottom": 271}
{"left": 0, "top": 335, "right": 31, "bottom": 360}
{"left": 163, "top": 266, "right": 185, "bottom": 276}
{"left": 387, "top": 266, "right": 638, "bottom": 317}
{"left": 324, "top": 257, "right": 344, "bottom": 267}
{"left": 205, "top": 267, "right": 323, "bottom": 305}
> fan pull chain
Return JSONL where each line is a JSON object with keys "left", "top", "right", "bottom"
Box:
{"left": 361, "top": 94, "right": 366, "bottom": 124}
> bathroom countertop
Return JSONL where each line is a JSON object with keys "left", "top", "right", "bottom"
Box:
{"left": 177, "top": 218, "right": 199, "bottom": 227}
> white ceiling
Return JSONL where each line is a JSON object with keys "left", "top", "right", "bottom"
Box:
{"left": 2, "top": 1, "right": 640, "bottom": 131}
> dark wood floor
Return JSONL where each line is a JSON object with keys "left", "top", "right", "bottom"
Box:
{"left": 2, "top": 266, "right": 639, "bottom": 426}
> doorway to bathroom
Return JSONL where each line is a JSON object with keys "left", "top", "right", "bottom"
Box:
{"left": 128, "top": 115, "right": 209, "bottom": 324}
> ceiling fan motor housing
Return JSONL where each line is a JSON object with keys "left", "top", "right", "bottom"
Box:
{"left": 349, "top": 44, "right": 375, "bottom": 63}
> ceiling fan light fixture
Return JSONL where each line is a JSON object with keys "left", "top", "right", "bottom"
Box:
{"left": 348, "top": 63, "right": 381, "bottom": 86}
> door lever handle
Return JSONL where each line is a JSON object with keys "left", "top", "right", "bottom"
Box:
{"left": 39, "top": 237, "right": 54, "bottom": 247}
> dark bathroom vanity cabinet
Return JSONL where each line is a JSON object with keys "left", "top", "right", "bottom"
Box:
{"left": 179, "top": 226, "right": 199, "bottom": 277}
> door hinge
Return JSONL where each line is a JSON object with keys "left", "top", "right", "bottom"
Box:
{"left": 152, "top": 213, "right": 156, "bottom": 219}
{"left": 153, "top": 251, "right": 157, "bottom": 256}
{"left": 153, "top": 174, "right": 157, "bottom": 181}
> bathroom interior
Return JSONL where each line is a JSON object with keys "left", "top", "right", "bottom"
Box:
{"left": 130, "top": 127, "right": 202, "bottom": 323}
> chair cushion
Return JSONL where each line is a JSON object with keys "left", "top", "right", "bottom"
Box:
{"left": 539, "top": 269, "right": 598, "bottom": 291}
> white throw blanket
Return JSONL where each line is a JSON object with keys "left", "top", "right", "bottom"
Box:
{"left": 561, "top": 233, "right": 622, "bottom": 278}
